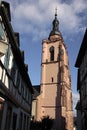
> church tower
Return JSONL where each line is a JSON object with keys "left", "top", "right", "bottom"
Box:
{"left": 36, "top": 11, "right": 73, "bottom": 130}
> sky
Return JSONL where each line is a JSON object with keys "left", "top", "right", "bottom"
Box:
{"left": 3, "top": 0, "right": 87, "bottom": 115}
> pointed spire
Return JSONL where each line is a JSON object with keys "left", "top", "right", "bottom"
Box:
{"left": 49, "top": 8, "right": 60, "bottom": 37}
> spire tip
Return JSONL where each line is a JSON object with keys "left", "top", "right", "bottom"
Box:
{"left": 55, "top": 7, "right": 57, "bottom": 16}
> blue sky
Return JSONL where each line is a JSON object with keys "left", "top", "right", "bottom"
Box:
{"left": 3, "top": 0, "right": 87, "bottom": 115}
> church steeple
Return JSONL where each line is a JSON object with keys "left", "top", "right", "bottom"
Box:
{"left": 35, "top": 9, "right": 73, "bottom": 130}
{"left": 49, "top": 9, "right": 60, "bottom": 37}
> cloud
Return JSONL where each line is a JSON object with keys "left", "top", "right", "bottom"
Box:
{"left": 4, "top": 1, "right": 82, "bottom": 116}
{"left": 72, "top": 0, "right": 87, "bottom": 13}
{"left": 5, "top": 0, "right": 87, "bottom": 42}
{"left": 13, "top": 3, "right": 43, "bottom": 23}
{"left": 72, "top": 92, "right": 79, "bottom": 116}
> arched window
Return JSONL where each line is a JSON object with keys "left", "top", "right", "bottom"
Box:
{"left": 50, "top": 46, "right": 54, "bottom": 61}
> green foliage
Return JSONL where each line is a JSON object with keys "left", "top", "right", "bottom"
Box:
{"left": 30, "top": 120, "right": 42, "bottom": 130}
{"left": 42, "top": 116, "right": 54, "bottom": 130}
{"left": 30, "top": 116, "right": 54, "bottom": 130}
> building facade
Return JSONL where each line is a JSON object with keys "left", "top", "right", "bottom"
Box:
{"left": 75, "top": 28, "right": 87, "bottom": 130}
{"left": 76, "top": 101, "right": 82, "bottom": 130}
{"left": 31, "top": 85, "right": 40, "bottom": 121}
{"left": 0, "top": 1, "right": 33, "bottom": 130}
{"left": 36, "top": 11, "right": 73, "bottom": 130}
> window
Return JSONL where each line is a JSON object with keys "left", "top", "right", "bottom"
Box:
{"left": 19, "top": 112, "right": 23, "bottom": 130}
{"left": 50, "top": 46, "right": 54, "bottom": 61}
{"left": 12, "top": 113, "right": 17, "bottom": 130}
{"left": 0, "top": 20, "right": 7, "bottom": 42}
{"left": 21, "top": 83, "right": 24, "bottom": 98}
{"left": 52, "top": 77, "right": 54, "bottom": 82}
{"left": 0, "top": 22, "right": 5, "bottom": 41}
{"left": 5, "top": 107, "right": 12, "bottom": 130}
{"left": 26, "top": 88, "right": 28, "bottom": 102}
{"left": 11, "top": 59, "right": 18, "bottom": 85}
{"left": 23, "top": 114, "right": 26, "bottom": 130}
{"left": 16, "top": 71, "right": 20, "bottom": 88}
{"left": 4, "top": 44, "right": 11, "bottom": 70}
{"left": 18, "top": 78, "right": 21, "bottom": 94}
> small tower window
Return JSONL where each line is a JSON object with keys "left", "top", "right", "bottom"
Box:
{"left": 50, "top": 46, "right": 54, "bottom": 61}
{"left": 52, "top": 77, "right": 54, "bottom": 82}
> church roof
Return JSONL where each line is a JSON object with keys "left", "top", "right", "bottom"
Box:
{"left": 32, "top": 85, "right": 40, "bottom": 100}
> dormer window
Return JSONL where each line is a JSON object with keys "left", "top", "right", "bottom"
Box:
{"left": 0, "top": 22, "right": 5, "bottom": 41}
{"left": 50, "top": 46, "right": 54, "bottom": 61}
{"left": 0, "top": 21, "right": 7, "bottom": 42}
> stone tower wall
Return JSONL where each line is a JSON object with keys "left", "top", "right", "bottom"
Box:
{"left": 36, "top": 32, "right": 73, "bottom": 130}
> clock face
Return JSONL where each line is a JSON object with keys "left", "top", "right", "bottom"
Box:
{"left": 0, "top": 22, "right": 6, "bottom": 41}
